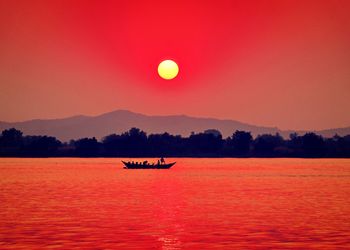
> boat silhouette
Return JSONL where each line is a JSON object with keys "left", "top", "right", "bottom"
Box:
{"left": 122, "top": 161, "right": 176, "bottom": 169}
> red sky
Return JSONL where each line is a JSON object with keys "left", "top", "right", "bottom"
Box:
{"left": 0, "top": 0, "right": 349, "bottom": 130}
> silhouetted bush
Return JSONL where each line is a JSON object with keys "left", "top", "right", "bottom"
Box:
{"left": 147, "top": 133, "right": 185, "bottom": 157}
{"left": 1, "top": 127, "right": 350, "bottom": 158}
{"left": 0, "top": 128, "right": 23, "bottom": 156}
{"left": 187, "top": 132, "right": 223, "bottom": 156}
{"left": 253, "top": 133, "right": 284, "bottom": 157}
{"left": 73, "top": 137, "right": 100, "bottom": 157}
{"left": 300, "top": 133, "right": 325, "bottom": 157}
{"left": 22, "top": 136, "right": 61, "bottom": 157}
{"left": 226, "top": 130, "right": 253, "bottom": 157}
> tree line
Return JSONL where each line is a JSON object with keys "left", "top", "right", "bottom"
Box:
{"left": 0, "top": 128, "right": 350, "bottom": 158}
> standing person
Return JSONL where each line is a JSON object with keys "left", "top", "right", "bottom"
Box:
{"left": 160, "top": 157, "right": 165, "bottom": 164}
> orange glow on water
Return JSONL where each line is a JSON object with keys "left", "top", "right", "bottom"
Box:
{"left": 1, "top": 158, "right": 350, "bottom": 249}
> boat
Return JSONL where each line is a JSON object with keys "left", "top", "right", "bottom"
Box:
{"left": 122, "top": 161, "right": 176, "bottom": 169}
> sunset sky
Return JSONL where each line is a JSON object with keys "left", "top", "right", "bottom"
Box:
{"left": 0, "top": 0, "right": 349, "bottom": 130}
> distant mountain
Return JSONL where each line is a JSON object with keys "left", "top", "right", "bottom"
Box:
{"left": 0, "top": 110, "right": 349, "bottom": 142}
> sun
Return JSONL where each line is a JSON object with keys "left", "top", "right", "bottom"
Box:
{"left": 158, "top": 60, "right": 179, "bottom": 80}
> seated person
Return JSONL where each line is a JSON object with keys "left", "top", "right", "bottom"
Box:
{"left": 160, "top": 157, "right": 165, "bottom": 164}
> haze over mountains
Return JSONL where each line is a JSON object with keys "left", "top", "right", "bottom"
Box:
{"left": 0, "top": 110, "right": 349, "bottom": 142}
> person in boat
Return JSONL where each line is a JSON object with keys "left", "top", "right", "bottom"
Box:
{"left": 160, "top": 157, "right": 165, "bottom": 164}
{"left": 143, "top": 160, "right": 148, "bottom": 166}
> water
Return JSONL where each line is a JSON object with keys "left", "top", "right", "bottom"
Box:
{"left": 1, "top": 158, "right": 350, "bottom": 249}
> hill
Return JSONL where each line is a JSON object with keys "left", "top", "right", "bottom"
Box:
{"left": 0, "top": 110, "right": 348, "bottom": 141}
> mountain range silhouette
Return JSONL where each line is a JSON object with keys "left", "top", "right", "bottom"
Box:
{"left": 1, "top": 110, "right": 349, "bottom": 142}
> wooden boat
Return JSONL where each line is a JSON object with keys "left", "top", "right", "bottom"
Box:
{"left": 122, "top": 161, "right": 176, "bottom": 169}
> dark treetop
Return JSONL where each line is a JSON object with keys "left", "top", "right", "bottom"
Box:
{"left": 0, "top": 128, "right": 350, "bottom": 158}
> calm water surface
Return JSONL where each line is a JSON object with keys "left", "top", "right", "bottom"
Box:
{"left": 0, "top": 158, "right": 350, "bottom": 249}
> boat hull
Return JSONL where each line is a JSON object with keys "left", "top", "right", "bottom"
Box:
{"left": 122, "top": 161, "right": 175, "bottom": 169}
